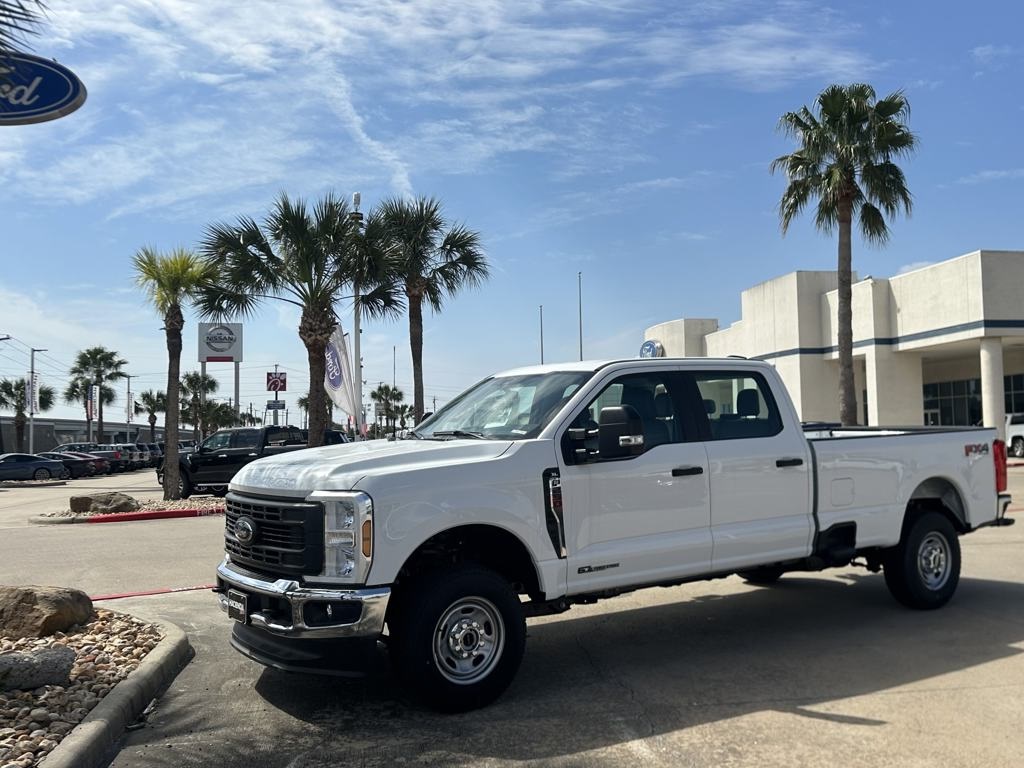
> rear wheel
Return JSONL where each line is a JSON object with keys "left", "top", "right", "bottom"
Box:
{"left": 738, "top": 566, "right": 785, "bottom": 585}
{"left": 884, "top": 511, "right": 960, "bottom": 609}
{"left": 33, "top": 468, "right": 51, "bottom": 481}
{"left": 178, "top": 473, "right": 193, "bottom": 499}
{"left": 1012, "top": 437, "right": 1024, "bottom": 459}
{"left": 389, "top": 564, "right": 526, "bottom": 712}
{"left": 58, "top": 468, "right": 71, "bottom": 480}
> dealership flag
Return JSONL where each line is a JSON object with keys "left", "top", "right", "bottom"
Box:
{"left": 324, "top": 325, "right": 360, "bottom": 429}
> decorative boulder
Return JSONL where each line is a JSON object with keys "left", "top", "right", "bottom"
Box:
{"left": 0, "top": 645, "right": 75, "bottom": 690}
{"left": 69, "top": 491, "right": 141, "bottom": 514}
{"left": 0, "top": 585, "right": 94, "bottom": 639}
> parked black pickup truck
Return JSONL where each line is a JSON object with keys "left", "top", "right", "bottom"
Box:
{"left": 157, "top": 425, "right": 347, "bottom": 498}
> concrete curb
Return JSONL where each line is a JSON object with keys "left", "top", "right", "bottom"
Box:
{"left": 0, "top": 480, "right": 67, "bottom": 489}
{"left": 30, "top": 508, "right": 224, "bottom": 525}
{"left": 40, "top": 619, "right": 193, "bottom": 768}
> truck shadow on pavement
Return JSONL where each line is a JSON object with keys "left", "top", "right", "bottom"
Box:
{"left": 123, "top": 573, "right": 1024, "bottom": 767}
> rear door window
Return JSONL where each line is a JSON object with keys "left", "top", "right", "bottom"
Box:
{"left": 693, "top": 371, "right": 783, "bottom": 440}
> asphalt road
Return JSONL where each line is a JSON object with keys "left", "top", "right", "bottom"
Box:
{"left": 0, "top": 469, "right": 1022, "bottom": 767}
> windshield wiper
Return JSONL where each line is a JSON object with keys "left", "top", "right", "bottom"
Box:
{"left": 430, "top": 429, "right": 486, "bottom": 440}
{"left": 404, "top": 429, "right": 423, "bottom": 440}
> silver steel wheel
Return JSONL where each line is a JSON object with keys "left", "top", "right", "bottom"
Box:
{"left": 432, "top": 596, "right": 505, "bottom": 685}
{"left": 917, "top": 531, "right": 951, "bottom": 591}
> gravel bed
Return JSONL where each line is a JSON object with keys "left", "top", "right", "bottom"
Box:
{"left": 38, "top": 497, "right": 226, "bottom": 519}
{"left": 0, "top": 610, "right": 162, "bottom": 767}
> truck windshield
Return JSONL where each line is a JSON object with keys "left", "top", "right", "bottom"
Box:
{"left": 415, "top": 371, "right": 593, "bottom": 440}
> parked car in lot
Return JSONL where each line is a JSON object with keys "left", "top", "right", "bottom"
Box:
{"left": 114, "top": 443, "right": 143, "bottom": 470}
{"left": 135, "top": 444, "right": 152, "bottom": 468}
{"left": 0, "top": 453, "right": 67, "bottom": 481}
{"left": 145, "top": 443, "right": 163, "bottom": 466}
{"left": 54, "top": 443, "right": 126, "bottom": 473}
{"left": 36, "top": 451, "right": 94, "bottom": 478}
{"left": 68, "top": 451, "right": 111, "bottom": 475}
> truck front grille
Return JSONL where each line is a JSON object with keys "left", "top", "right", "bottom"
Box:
{"left": 225, "top": 493, "right": 324, "bottom": 578}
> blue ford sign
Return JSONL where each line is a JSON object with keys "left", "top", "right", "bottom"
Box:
{"left": 0, "top": 53, "right": 87, "bottom": 126}
{"left": 639, "top": 340, "right": 665, "bottom": 358}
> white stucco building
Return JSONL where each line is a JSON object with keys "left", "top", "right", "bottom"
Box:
{"left": 644, "top": 249, "right": 1024, "bottom": 437}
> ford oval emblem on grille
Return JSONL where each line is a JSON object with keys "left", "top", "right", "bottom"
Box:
{"left": 235, "top": 516, "right": 257, "bottom": 545}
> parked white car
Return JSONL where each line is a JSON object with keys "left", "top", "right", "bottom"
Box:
{"left": 215, "top": 358, "right": 1013, "bottom": 711}
{"left": 1006, "top": 413, "right": 1024, "bottom": 457}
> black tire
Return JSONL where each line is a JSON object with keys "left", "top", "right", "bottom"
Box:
{"left": 58, "top": 468, "right": 71, "bottom": 480}
{"left": 884, "top": 511, "right": 961, "bottom": 610}
{"left": 1013, "top": 437, "right": 1024, "bottom": 459}
{"left": 738, "top": 565, "right": 785, "bottom": 585}
{"left": 178, "top": 472, "right": 193, "bottom": 499}
{"left": 389, "top": 564, "right": 526, "bottom": 712}
{"left": 33, "top": 468, "right": 50, "bottom": 481}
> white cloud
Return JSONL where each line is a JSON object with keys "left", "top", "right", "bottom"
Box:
{"left": 955, "top": 168, "right": 1024, "bottom": 185}
{"left": 897, "top": 261, "right": 933, "bottom": 275}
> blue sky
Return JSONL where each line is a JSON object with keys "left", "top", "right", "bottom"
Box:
{"left": 1, "top": 0, "right": 1021, "bottom": 425}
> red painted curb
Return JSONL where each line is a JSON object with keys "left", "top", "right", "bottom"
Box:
{"left": 91, "top": 584, "right": 216, "bottom": 601}
{"left": 84, "top": 508, "right": 225, "bottom": 523}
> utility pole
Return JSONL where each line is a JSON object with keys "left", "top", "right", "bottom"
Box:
{"left": 28, "top": 347, "right": 46, "bottom": 453}
{"left": 272, "top": 363, "right": 280, "bottom": 426}
{"left": 350, "top": 192, "right": 364, "bottom": 441}
{"left": 393, "top": 345, "right": 396, "bottom": 390}
{"left": 578, "top": 271, "right": 583, "bottom": 361}
{"left": 539, "top": 305, "right": 544, "bottom": 364}
{"left": 432, "top": 395, "right": 437, "bottom": 414}
{"left": 0, "top": 335, "right": 9, "bottom": 453}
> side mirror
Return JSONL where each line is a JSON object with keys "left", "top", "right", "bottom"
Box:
{"left": 597, "top": 405, "right": 644, "bottom": 459}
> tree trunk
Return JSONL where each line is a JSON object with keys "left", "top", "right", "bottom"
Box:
{"left": 837, "top": 198, "right": 857, "bottom": 426}
{"left": 149, "top": 413, "right": 157, "bottom": 442}
{"left": 408, "top": 293, "right": 425, "bottom": 423}
{"left": 83, "top": 401, "right": 92, "bottom": 443}
{"left": 163, "top": 305, "right": 184, "bottom": 501}
{"left": 299, "top": 309, "right": 334, "bottom": 448}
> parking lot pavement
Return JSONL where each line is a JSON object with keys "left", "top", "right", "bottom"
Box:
{"left": 104, "top": 521, "right": 1024, "bottom": 768}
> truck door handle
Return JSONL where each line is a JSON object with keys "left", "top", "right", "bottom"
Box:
{"left": 247, "top": 453, "right": 258, "bottom": 457}
{"left": 672, "top": 466, "right": 704, "bottom": 477}
{"left": 776, "top": 457, "right": 804, "bottom": 468}
{"left": 217, "top": 454, "right": 228, "bottom": 459}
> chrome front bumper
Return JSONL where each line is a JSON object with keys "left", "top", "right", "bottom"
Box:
{"left": 216, "top": 559, "right": 390, "bottom": 639}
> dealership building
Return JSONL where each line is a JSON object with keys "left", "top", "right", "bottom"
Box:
{"left": 644, "top": 250, "right": 1024, "bottom": 439}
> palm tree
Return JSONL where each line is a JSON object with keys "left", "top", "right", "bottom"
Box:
{"left": 133, "top": 246, "right": 217, "bottom": 500}
{"left": 297, "top": 394, "right": 332, "bottom": 430}
{"left": 62, "top": 374, "right": 114, "bottom": 442}
{"left": 136, "top": 390, "right": 166, "bottom": 442}
{"left": 180, "top": 371, "right": 218, "bottom": 441}
{"left": 0, "top": 377, "right": 54, "bottom": 451}
{"left": 375, "top": 196, "right": 489, "bottom": 422}
{"left": 68, "top": 347, "right": 127, "bottom": 444}
{"left": 771, "top": 84, "right": 916, "bottom": 426}
{"left": 370, "top": 383, "right": 404, "bottom": 435}
{"left": 395, "top": 403, "right": 413, "bottom": 432}
{"left": 196, "top": 400, "right": 238, "bottom": 433}
{"left": 0, "top": 1, "right": 46, "bottom": 58}
{"left": 198, "top": 192, "right": 398, "bottom": 448}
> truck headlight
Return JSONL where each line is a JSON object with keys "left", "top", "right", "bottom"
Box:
{"left": 308, "top": 491, "right": 373, "bottom": 583}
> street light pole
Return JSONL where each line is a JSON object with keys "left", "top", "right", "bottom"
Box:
{"left": 29, "top": 347, "right": 46, "bottom": 453}
{"left": 539, "top": 305, "right": 544, "bottom": 364}
{"left": 578, "top": 271, "right": 583, "bottom": 361}
{"left": 125, "top": 374, "right": 136, "bottom": 441}
{"left": 350, "top": 192, "right": 364, "bottom": 441}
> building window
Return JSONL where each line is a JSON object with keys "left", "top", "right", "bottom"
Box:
{"left": 922, "top": 374, "right": 1024, "bottom": 425}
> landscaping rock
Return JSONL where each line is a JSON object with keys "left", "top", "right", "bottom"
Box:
{"left": 68, "top": 492, "right": 140, "bottom": 515}
{"left": 0, "top": 587, "right": 94, "bottom": 639}
{"left": 0, "top": 647, "right": 74, "bottom": 691}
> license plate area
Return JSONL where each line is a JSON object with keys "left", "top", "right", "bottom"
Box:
{"left": 226, "top": 589, "right": 248, "bottom": 623}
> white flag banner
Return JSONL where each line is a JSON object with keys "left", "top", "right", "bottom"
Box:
{"left": 324, "top": 325, "right": 359, "bottom": 427}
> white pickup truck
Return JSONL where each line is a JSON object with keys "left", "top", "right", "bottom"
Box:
{"left": 215, "top": 358, "right": 1013, "bottom": 711}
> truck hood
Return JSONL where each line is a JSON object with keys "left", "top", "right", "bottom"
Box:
{"left": 229, "top": 438, "right": 515, "bottom": 497}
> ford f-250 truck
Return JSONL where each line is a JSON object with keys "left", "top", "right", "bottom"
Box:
{"left": 214, "top": 358, "right": 1013, "bottom": 711}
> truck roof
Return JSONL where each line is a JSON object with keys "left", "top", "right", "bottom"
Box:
{"left": 493, "top": 357, "right": 770, "bottom": 378}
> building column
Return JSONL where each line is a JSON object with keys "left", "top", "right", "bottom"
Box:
{"left": 865, "top": 346, "right": 923, "bottom": 427}
{"left": 980, "top": 337, "right": 1006, "bottom": 441}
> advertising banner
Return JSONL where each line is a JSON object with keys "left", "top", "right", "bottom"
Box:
{"left": 324, "top": 325, "right": 359, "bottom": 425}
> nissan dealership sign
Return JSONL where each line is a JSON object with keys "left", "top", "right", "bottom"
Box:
{"left": 198, "top": 322, "right": 243, "bottom": 363}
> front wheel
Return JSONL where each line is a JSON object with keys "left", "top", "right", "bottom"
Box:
{"left": 1012, "top": 437, "right": 1024, "bottom": 459}
{"left": 884, "top": 511, "right": 961, "bottom": 609}
{"left": 178, "top": 472, "right": 193, "bottom": 499}
{"left": 388, "top": 564, "right": 526, "bottom": 712}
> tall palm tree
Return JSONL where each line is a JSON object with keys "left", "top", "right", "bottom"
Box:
{"left": 68, "top": 347, "right": 127, "bottom": 444}
{"left": 135, "top": 390, "right": 166, "bottom": 442}
{"left": 0, "top": 377, "right": 54, "bottom": 451}
{"left": 0, "top": 1, "right": 46, "bottom": 58}
{"left": 62, "top": 374, "right": 114, "bottom": 442}
{"left": 376, "top": 196, "right": 489, "bottom": 422}
{"left": 296, "top": 394, "right": 332, "bottom": 430}
{"left": 370, "top": 383, "right": 403, "bottom": 435}
{"left": 771, "top": 83, "right": 916, "bottom": 426}
{"left": 180, "top": 371, "right": 219, "bottom": 441}
{"left": 198, "top": 192, "right": 398, "bottom": 448}
{"left": 133, "top": 246, "right": 216, "bottom": 500}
